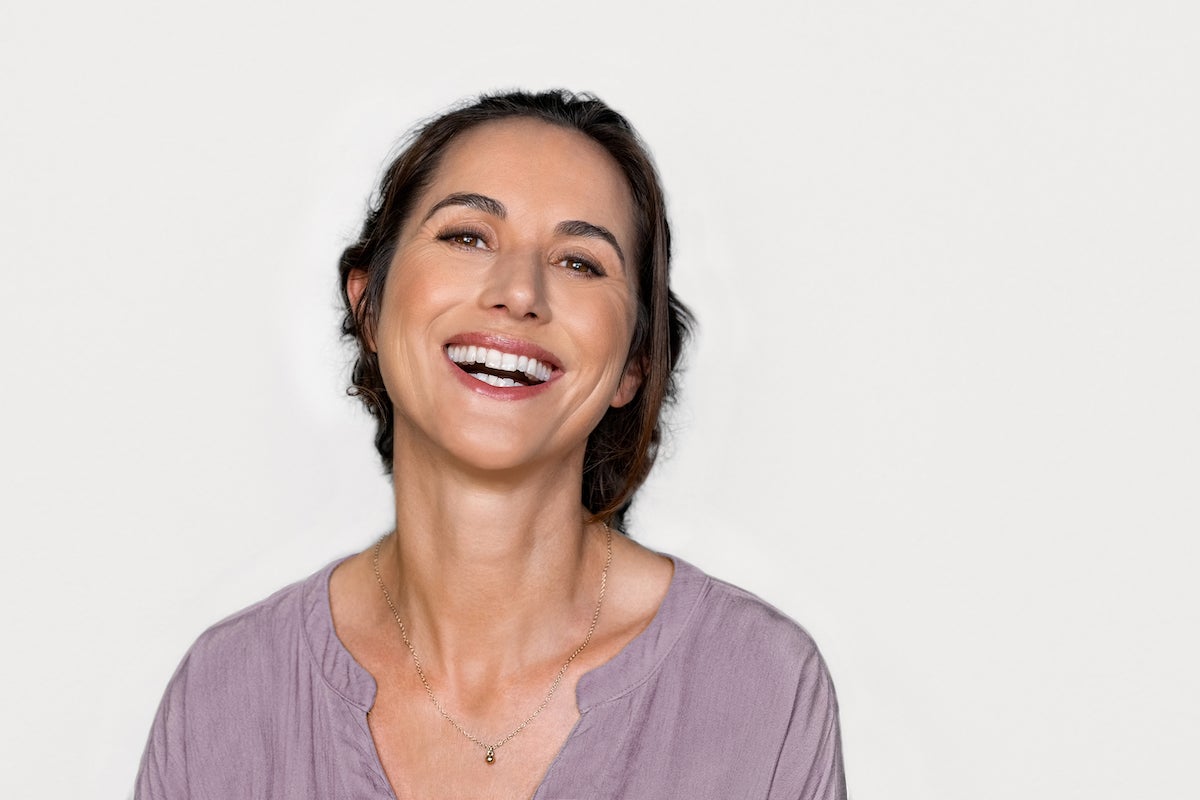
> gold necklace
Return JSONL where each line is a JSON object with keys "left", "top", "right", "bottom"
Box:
{"left": 371, "top": 522, "right": 612, "bottom": 765}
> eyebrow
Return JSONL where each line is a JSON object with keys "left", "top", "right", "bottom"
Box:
{"left": 555, "top": 220, "right": 626, "bottom": 267}
{"left": 423, "top": 192, "right": 507, "bottom": 221}
{"left": 423, "top": 192, "right": 626, "bottom": 266}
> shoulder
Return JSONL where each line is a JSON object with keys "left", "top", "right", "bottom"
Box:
{"left": 675, "top": 559, "right": 833, "bottom": 685}
{"left": 149, "top": 562, "right": 337, "bottom": 727}
{"left": 176, "top": 564, "right": 328, "bottom": 687}
{"left": 628, "top": 554, "right": 841, "bottom": 732}
{"left": 135, "top": 560, "right": 346, "bottom": 798}
{"left": 676, "top": 560, "right": 846, "bottom": 798}
{"left": 619, "top": 556, "right": 846, "bottom": 798}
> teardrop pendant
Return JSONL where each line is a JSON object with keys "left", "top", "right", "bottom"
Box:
{"left": 485, "top": 746, "right": 496, "bottom": 764}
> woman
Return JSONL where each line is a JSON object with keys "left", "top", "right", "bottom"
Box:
{"left": 136, "top": 90, "right": 846, "bottom": 799}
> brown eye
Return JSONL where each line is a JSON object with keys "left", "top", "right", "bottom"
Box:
{"left": 439, "top": 230, "right": 489, "bottom": 249}
{"left": 556, "top": 255, "right": 604, "bottom": 277}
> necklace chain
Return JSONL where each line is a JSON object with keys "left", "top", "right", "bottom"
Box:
{"left": 371, "top": 522, "right": 612, "bottom": 765}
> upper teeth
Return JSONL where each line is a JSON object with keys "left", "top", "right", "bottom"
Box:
{"left": 446, "top": 345, "right": 553, "bottom": 383}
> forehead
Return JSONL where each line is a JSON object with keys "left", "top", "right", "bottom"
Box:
{"left": 421, "top": 118, "right": 636, "bottom": 250}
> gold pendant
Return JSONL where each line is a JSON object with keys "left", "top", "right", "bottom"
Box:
{"left": 485, "top": 746, "right": 496, "bottom": 764}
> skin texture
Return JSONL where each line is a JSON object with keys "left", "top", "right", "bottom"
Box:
{"left": 330, "top": 119, "right": 674, "bottom": 800}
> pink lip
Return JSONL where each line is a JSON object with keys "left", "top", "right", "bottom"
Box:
{"left": 445, "top": 332, "right": 562, "bottom": 371}
{"left": 443, "top": 332, "right": 562, "bottom": 401}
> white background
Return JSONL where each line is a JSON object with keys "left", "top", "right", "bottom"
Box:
{"left": 2, "top": 1, "right": 1197, "bottom": 798}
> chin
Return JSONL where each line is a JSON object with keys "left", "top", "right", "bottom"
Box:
{"left": 437, "top": 430, "right": 575, "bottom": 477}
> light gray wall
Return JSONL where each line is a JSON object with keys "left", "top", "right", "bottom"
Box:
{"left": 2, "top": 1, "right": 1197, "bottom": 797}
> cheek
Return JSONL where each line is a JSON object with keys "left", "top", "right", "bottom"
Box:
{"left": 377, "top": 251, "right": 459, "bottom": 331}
{"left": 583, "top": 291, "right": 641, "bottom": 394}
{"left": 609, "top": 286, "right": 641, "bottom": 358}
{"left": 372, "top": 266, "right": 443, "bottom": 382}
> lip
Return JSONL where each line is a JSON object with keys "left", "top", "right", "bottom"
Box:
{"left": 443, "top": 331, "right": 562, "bottom": 400}
{"left": 445, "top": 332, "right": 562, "bottom": 370}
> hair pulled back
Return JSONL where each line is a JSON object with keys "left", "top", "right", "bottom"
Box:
{"left": 338, "top": 89, "right": 693, "bottom": 528}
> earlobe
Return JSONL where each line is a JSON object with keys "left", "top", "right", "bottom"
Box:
{"left": 345, "top": 269, "right": 375, "bottom": 352}
{"left": 611, "top": 359, "right": 644, "bottom": 409}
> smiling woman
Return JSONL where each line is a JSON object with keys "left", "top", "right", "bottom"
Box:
{"left": 135, "top": 90, "right": 846, "bottom": 800}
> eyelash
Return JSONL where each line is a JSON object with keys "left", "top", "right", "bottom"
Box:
{"left": 436, "top": 228, "right": 606, "bottom": 278}
{"left": 437, "top": 228, "right": 490, "bottom": 249}
{"left": 556, "top": 254, "right": 605, "bottom": 278}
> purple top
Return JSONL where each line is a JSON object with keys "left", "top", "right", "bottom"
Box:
{"left": 136, "top": 554, "right": 846, "bottom": 799}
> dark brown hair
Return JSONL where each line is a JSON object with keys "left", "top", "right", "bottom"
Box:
{"left": 338, "top": 89, "right": 693, "bottom": 528}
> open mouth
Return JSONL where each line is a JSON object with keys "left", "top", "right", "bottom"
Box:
{"left": 446, "top": 344, "right": 554, "bottom": 388}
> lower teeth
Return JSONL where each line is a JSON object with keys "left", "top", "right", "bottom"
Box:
{"left": 471, "top": 372, "right": 521, "bottom": 388}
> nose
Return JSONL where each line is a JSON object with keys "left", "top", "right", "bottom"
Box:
{"left": 479, "top": 248, "right": 549, "bottom": 321}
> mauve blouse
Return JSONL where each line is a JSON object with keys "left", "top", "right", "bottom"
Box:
{"left": 136, "top": 553, "right": 846, "bottom": 799}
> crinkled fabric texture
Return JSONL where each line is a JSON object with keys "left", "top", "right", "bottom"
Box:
{"left": 136, "top": 553, "right": 846, "bottom": 799}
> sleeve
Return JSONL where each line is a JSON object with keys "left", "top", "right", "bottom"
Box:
{"left": 134, "top": 653, "right": 194, "bottom": 800}
{"left": 767, "top": 646, "right": 847, "bottom": 800}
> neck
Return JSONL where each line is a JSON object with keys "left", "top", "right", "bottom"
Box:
{"left": 378, "top": 441, "right": 606, "bottom": 686}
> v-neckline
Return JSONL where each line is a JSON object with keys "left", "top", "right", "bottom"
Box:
{"left": 303, "top": 550, "right": 710, "bottom": 797}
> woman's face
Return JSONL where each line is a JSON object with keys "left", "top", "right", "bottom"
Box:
{"left": 367, "top": 118, "right": 642, "bottom": 475}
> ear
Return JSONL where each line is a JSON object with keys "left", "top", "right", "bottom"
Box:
{"left": 610, "top": 357, "right": 644, "bottom": 409}
{"left": 345, "top": 268, "right": 375, "bottom": 352}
